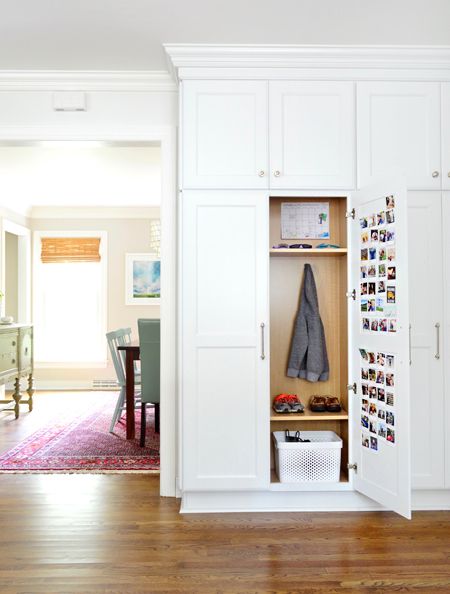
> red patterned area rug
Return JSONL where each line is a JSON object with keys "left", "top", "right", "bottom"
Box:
{"left": 0, "top": 396, "right": 160, "bottom": 473}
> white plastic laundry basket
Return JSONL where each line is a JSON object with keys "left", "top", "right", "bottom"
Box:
{"left": 273, "top": 431, "right": 342, "bottom": 483}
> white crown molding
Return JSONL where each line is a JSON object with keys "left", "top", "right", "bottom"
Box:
{"left": 164, "top": 44, "right": 450, "bottom": 80}
{"left": 0, "top": 70, "right": 177, "bottom": 92}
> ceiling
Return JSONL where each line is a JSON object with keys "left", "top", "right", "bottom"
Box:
{"left": 0, "top": 0, "right": 449, "bottom": 72}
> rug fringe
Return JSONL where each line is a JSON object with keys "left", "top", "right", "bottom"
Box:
{"left": 0, "top": 469, "right": 160, "bottom": 475}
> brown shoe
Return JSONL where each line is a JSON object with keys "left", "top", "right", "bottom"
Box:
{"left": 326, "top": 396, "right": 342, "bottom": 412}
{"left": 309, "top": 395, "right": 327, "bottom": 412}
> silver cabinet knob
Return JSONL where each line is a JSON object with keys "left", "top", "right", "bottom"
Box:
{"left": 274, "top": 170, "right": 281, "bottom": 177}
{"left": 447, "top": 172, "right": 450, "bottom": 178}
{"left": 258, "top": 170, "right": 265, "bottom": 177}
{"left": 432, "top": 171, "right": 439, "bottom": 178}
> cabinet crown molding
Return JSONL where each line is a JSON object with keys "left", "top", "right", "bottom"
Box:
{"left": 0, "top": 70, "right": 177, "bottom": 92}
{"left": 165, "top": 44, "right": 450, "bottom": 81}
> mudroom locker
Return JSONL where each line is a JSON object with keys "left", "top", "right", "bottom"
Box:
{"left": 168, "top": 45, "right": 450, "bottom": 517}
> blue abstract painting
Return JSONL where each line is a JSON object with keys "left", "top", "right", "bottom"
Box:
{"left": 133, "top": 259, "right": 161, "bottom": 300}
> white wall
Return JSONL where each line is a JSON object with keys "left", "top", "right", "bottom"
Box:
{"left": 0, "top": 145, "right": 161, "bottom": 215}
{"left": 0, "top": 90, "right": 177, "bottom": 133}
{"left": 4, "top": 231, "right": 18, "bottom": 321}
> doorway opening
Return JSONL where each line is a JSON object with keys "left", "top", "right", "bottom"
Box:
{"left": 0, "top": 134, "right": 176, "bottom": 496}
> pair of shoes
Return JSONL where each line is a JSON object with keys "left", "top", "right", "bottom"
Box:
{"left": 309, "top": 395, "right": 342, "bottom": 413}
{"left": 273, "top": 393, "right": 305, "bottom": 414}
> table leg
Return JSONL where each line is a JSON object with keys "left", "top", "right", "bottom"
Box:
{"left": 125, "top": 351, "right": 136, "bottom": 440}
{"left": 27, "top": 373, "right": 35, "bottom": 412}
{"left": 13, "top": 377, "right": 21, "bottom": 419}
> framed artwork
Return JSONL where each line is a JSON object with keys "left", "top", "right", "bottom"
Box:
{"left": 125, "top": 253, "right": 161, "bottom": 305}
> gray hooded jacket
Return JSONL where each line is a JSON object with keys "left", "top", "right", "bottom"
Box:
{"left": 287, "top": 263, "right": 329, "bottom": 382}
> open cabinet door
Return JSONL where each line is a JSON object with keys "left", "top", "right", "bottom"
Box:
{"left": 349, "top": 179, "right": 411, "bottom": 519}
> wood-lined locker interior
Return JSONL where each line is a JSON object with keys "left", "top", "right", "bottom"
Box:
{"left": 269, "top": 196, "right": 349, "bottom": 481}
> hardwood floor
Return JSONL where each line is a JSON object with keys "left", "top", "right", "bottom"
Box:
{"left": 1, "top": 393, "right": 450, "bottom": 593}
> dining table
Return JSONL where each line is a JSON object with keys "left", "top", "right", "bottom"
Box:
{"left": 117, "top": 341, "right": 140, "bottom": 440}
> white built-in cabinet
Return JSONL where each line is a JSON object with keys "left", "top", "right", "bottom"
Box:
{"left": 442, "top": 85, "right": 450, "bottom": 190}
{"left": 443, "top": 192, "right": 450, "bottom": 488}
{"left": 182, "top": 81, "right": 268, "bottom": 189}
{"left": 182, "top": 80, "right": 356, "bottom": 190}
{"left": 408, "top": 193, "right": 445, "bottom": 489}
{"left": 357, "top": 82, "right": 441, "bottom": 190}
{"left": 177, "top": 68, "right": 450, "bottom": 516}
{"left": 181, "top": 191, "right": 270, "bottom": 490}
{"left": 269, "top": 82, "right": 355, "bottom": 189}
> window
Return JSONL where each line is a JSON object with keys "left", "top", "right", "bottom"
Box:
{"left": 33, "top": 231, "right": 107, "bottom": 365}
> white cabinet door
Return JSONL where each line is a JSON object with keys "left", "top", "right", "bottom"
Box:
{"left": 350, "top": 179, "right": 411, "bottom": 518}
{"left": 408, "top": 192, "right": 445, "bottom": 489}
{"left": 357, "top": 82, "right": 441, "bottom": 190}
{"left": 181, "top": 190, "right": 270, "bottom": 491}
{"left": 182, "top": 81, "right": 268, "bottom": 189}
{"left": 443, "top": 193, "right": 450, "bottom": 488}
{"left": 442, "top": 84, "right": 450, "bottom": 190}
{"left": 269, "top": 81, "right": 355, "bottom": 189}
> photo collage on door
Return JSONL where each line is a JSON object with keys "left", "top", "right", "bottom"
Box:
{"left": 360, "top": 194, "right": 397, "bottom": 334}
{"left": 360, "top": 349, "right": 396, "bottom": 453}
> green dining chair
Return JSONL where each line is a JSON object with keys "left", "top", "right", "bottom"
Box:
{"left": 137, "top": 318, "right": 160, "bottom": 447}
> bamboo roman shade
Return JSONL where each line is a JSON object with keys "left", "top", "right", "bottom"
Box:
{"left": 40, "top": 237, "right": 101, "bottom": 263}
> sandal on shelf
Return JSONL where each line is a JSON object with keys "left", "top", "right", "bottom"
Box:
{"left": 326, "top": 396, "right": 342, "bottom": 412}
{"left": 309, "top": 395, "right": 327, "bottom": 412}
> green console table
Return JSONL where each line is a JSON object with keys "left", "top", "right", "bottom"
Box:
{"left": 0, "top": 324, "right": 34, "bottom": 418}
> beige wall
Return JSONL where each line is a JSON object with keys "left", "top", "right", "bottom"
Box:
{"left": 31, "top": 208, "right": 160, "bottom": 387}
{"left": 4, "top": 231, "right": 18, "bottom": 321}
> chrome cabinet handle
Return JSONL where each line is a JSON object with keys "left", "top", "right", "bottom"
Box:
{"left": 435, "top": 322, "right": 440, "bottom": 359}
{"left": 432, "top": 171, "right": 440, "bottom": 178}
{"left": 260, "top": 323, "right": 266, "bottom": 360}
{"left": 274, "top": 170, "right": 281, "bottom": 177}
{"left": 258, "top": 170, "right": 265, "bottom": 177}
{"left": 409, "top": 324, "right": 412, "bottom": 365}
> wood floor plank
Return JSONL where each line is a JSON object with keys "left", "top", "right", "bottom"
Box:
{"left": 1, "top": 393, "right": 450, "bottom": 593}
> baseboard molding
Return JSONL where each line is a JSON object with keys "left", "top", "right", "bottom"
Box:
{"left": 181, "top": 488, "right": 450, "bottom": 514}
{"left": 181, "top": 489, "right": 385, "bottom": 514}
{"left": 412, "top": 489, "right": 450, "bottom": 510}
{"left": 33, "top": 380, "right": 95, "bottom": 391}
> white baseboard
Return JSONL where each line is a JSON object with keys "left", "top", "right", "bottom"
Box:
{"left": 181, "top": 488, "right": 450, "bottom": 514}
{"left": 33, "top": 380, "right": 95, "bottom": 391}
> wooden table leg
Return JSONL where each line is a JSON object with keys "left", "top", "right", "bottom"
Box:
{"left": 125, "top": 350, "right": 136, "bottom": 440}
{"left": 13, "top": 377, "right": 21, "bottom": 419}
{"left": 27, "top": 373, "right": 35, "bottom": 412}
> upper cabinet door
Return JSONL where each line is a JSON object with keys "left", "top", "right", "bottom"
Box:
{"left": 442, "top": 84, "right": 450, "bottom": 190}
{"left": 349, "top": 179, "right": 411, "bottom": 519}
{"left": 181, "top": 191, "right": 270, "bottom": 491}
{"left": 269, "top": 81, "right": 355, "bottom": 189}
{"left": 357, "top": 82, "right": 441, "bottom": 190}
{"left": 182, "top": 81, "right": 269, "bottom": 189}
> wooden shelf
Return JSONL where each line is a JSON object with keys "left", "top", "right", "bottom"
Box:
{"left": 270, "top": 406, "right": 348, "bottom": 422}
{"left": 270, "top": 248, "right": 347, "bottom": 257}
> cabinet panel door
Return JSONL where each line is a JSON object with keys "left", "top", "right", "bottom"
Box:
{"left": 269, "top": 81, "right": 355, "bottom": 189}
{"left": 442, "top": 84, "right": 450, "bottom": 190}
{"left": 408, "top": 193, "right": 444, "bottom": 489}
{"left": 350, "top": 179, "right": 411, "bottom": 518}
{"left": 181, "top": 191, "right": 270, "bottom": 491}
{"left": 443, "top": 193, "right": 450, "bottom": 488}
{"left": 182, "top": 81, "right": 268, "bottom": 189}
{"left": 357, "top": 82, "right": 441, "bottom": 190}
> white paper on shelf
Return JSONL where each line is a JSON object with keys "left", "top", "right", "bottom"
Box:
{"left": 281, "top": 202, "right": 330, "bottom": 240}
